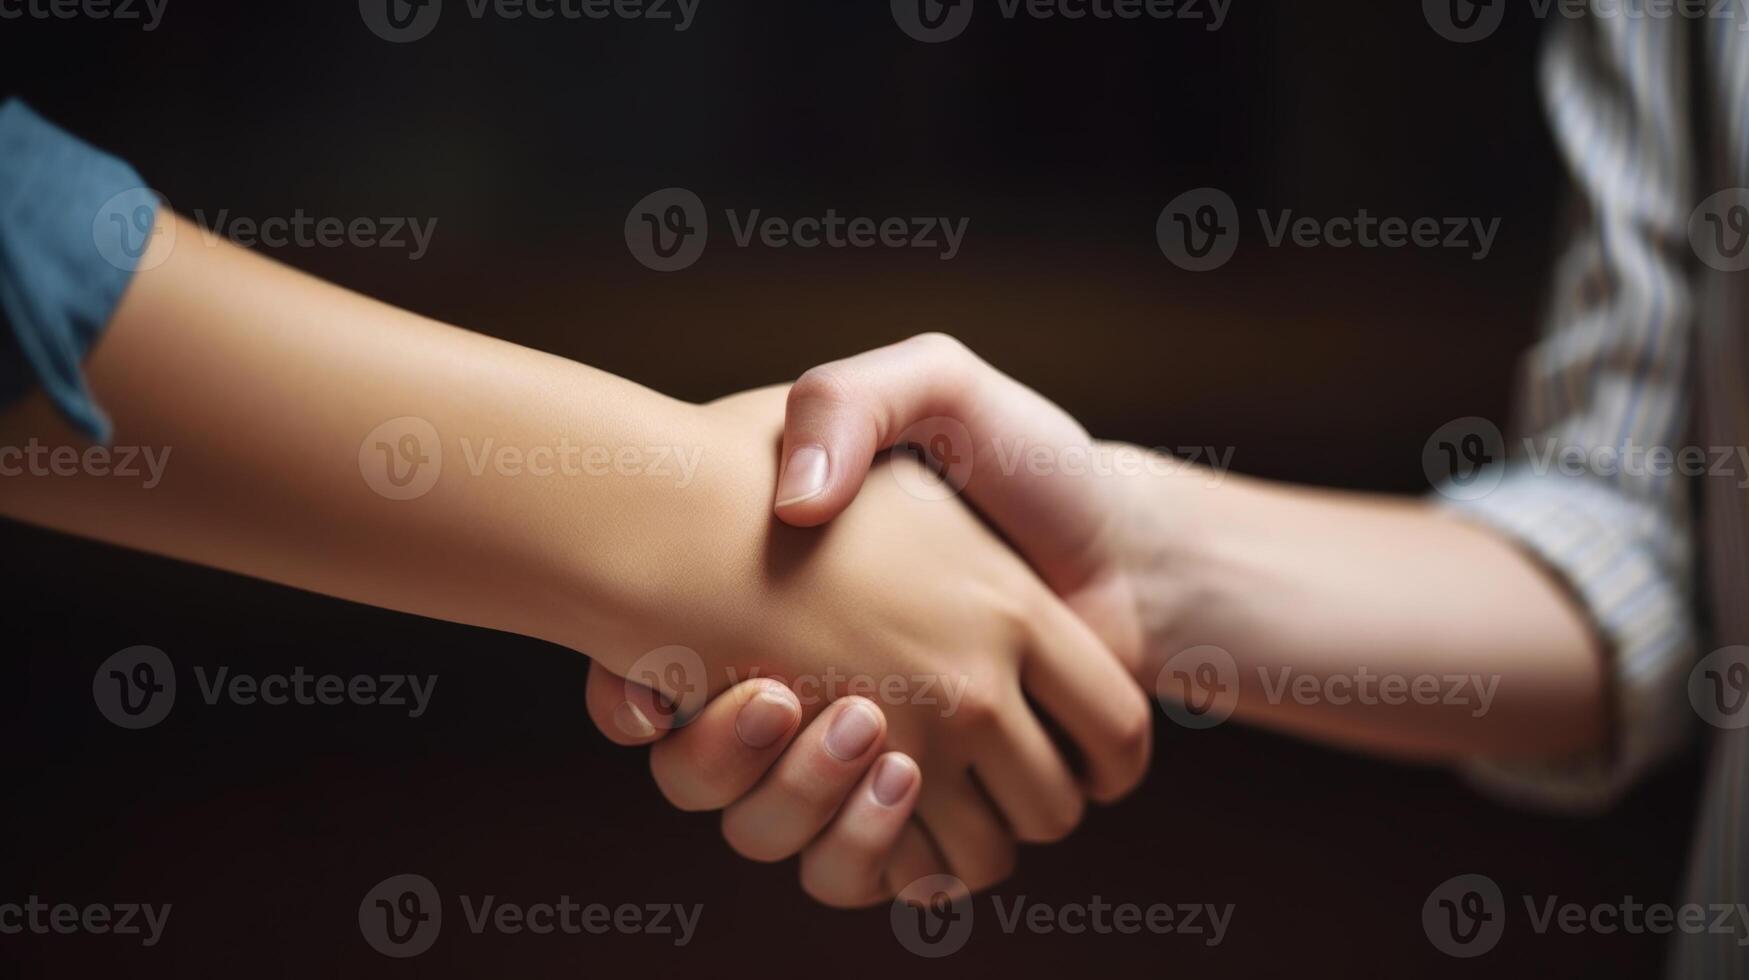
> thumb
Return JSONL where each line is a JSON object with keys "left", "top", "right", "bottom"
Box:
{"left": 774, "top": 333, "right": 982, "bottom": 527}
{"left": 774, "top": 334, "right": 1119, "bottom": 602}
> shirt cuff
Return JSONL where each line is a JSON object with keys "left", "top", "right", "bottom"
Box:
{"left": 0, "top": 99, "right": 157, "bottom": 444}
{"left": 1433, "top": 468, "right": 1695, "bottom": 812}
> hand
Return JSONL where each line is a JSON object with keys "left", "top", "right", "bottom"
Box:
{"left": 584, "top": 384, "right": 1151, "bottom": 905}
{"left": 759, "top": 334, "right": 1607, "bottom": 763}
{"left": 772, "top": 333, "right": 1150, "bottom": 676}
{"left": 590, "top": 669, "right": 925, "bottom": 908}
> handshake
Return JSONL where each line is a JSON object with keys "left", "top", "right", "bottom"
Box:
{"left": 7, "top": 212, "right": 1599, "bottom": 924}
{"left": 0, "top": 212, "right": 1183, "bottom": 908}
{"left": 580, "top": 333, "right": 1171, "bottom": 909}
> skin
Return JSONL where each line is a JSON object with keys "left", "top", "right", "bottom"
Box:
{"left": 769, "top": 333, "right": 1608, "bottom": 757}
{"left": 601, "top": 332, "right": 1610, "bottom": 896}
{"left": 0, "top": 217, "right": 1150, "bottom": 905}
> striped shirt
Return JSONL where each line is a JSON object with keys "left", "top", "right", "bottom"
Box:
{"left": 1435, "top": 6, "right": 1749, "bottom": 975}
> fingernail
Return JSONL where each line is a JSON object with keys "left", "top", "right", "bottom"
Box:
{"left": 775, "top": 444, "right": 829, "bottom": 508}
{"left": 735, "top": 685, "right": 800, "bottom": 749}
{"left": 824, "top": 700, "right": 881, "bottom": 761}
{"left": 614, "top": 701, "right": 655, "bottom": 738}
{"left": 871, "top": 754, "right": 917, "bottom": 807}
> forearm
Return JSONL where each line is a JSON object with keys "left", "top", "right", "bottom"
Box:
{"left": 1125, "top": 456, "right": 1609, "bottom": 761}
{"left": 0, "top": 212, "right": 754, "bottom": 672}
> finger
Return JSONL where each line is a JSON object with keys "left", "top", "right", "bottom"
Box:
{"left": 720, "top": 697, "right": 888, "bottom": 862}
{"left": 797, "top": 752, "right": 922, "bottom": 908}
{"left": 914, "top": 776, "right": 1017, "bottom": 894}
{"left": 971, "top": 703, "right": 1085, "bottom": 844}
{"left": 586, "top": 659, "right": 671, "bottom": 747}
{"left": 774, "top": 334, "right": 1110, "bottom": 594}
{"left": 1023, "top": 597, "right": 1154, "bottom": 803}
{"left": 648, "top": 678, "right": 804, "bottom": 812}
{"left": 775, "top": 332, "right": 982, "bottom": 525}
{"left": 884, "top": 821, "right": 951, "bottom": 900}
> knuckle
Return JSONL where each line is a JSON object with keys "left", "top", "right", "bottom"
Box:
{"left": 649, "top": 745, "right": 728, "bottom": 813}
{"left": 1021, "top": 793, "right": 1086, "bottom": 845}
{"left": 949, "top": 681, "right": 1002, "bottom": 729}
{"left": 994, "top": 584, "right": 1046, "bottom": 652}
{"left": 1092, "top": 690, "right": 1154, "bottom": 801}
{"left": 798, "top": 856, "right": 873, "bottom": 910}
{"left": 959, "top": 846, "right": 1017, "bottom": 894}
{"left": 909, "top": 332, "right": 983, "bottom": 380}
{"left": 720, "top": 809, "right": 794, "bottom": 864}
{"left": 909, "top": 331, "right": 969, "bottom": 360}
{"left": 789, "top": 364, "right": 856, "bottom": 409}
{"left": 1109, "top": 687, "right": 1154, "bottom": 756}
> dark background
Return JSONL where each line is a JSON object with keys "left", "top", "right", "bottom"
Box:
{"left": 0, "top": 1, "right": 1704, "bottom": 976}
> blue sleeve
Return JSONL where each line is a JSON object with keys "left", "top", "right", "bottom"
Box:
{"left": 0, "top": 99, "right": 159, "bottom": 445}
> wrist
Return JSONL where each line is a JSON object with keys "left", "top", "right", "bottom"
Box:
{"left": 1104, "top": 443, "right": 1230, "bottom": 680}
{"left": 497, "top": 388, "right": 729, "bottom": 665}
{"left": 539, "top": 389, "right": 792, "bottom": 680}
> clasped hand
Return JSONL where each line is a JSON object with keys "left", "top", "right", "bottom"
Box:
{"left": 585, "top": 336, "right": 1155, "bottom": 908}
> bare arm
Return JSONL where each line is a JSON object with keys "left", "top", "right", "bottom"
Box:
{"left": 1124, "top": 462, "right": 1606, "bottom": 761}
{"left": 0, "top": 211, "right": 714, "bottom": 673}
{"left": 760, "top": 334, "right": 1609, "bottom": 763}
{"left": 0, "top": 216, "right": 1149, "bottom": 899}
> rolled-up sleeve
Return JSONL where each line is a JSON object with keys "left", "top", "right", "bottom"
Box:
{"left": 0, "top": 98, "right": 156, "bottom": 444}
{"left": 1435, "top": 12, "right": 1700, "bottom": 811}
